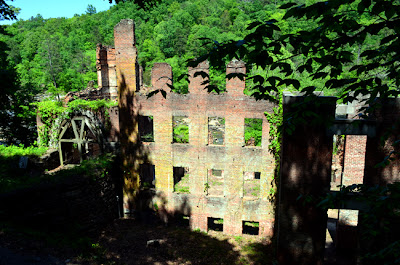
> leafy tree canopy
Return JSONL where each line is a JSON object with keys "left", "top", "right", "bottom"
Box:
{"left": 0, "top": 0, "right": 16, "bottom": 21}
{"left": 193, "top": 0, "right": 400, "bottom": 115}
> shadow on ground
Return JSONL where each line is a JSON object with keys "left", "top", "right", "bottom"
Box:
{"left": 0, "top": 217, "right": 276, "bottom": 265}
{"left": 89, "top": 217, "right": 276, "bottom": 265}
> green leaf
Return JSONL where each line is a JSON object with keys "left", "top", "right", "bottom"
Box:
{"left": 146, "top": 90, "right": 159, "bottom": 98}
{"left": 279, "top": 3, "right": 297, "bottom": 9}
{"left": 160, "top": 89, "right": 167, "bottom": 99}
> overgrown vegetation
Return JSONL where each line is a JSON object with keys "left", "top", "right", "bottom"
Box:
{"left": 174, "top": 173, "right": 190, "bottom": 193}
{"left": 0, "top": 153, "right": 115, "bottom": 193}
{"left": 0, "top": 144, "right": 48, "bottom": 191}
{"left": 173, "top": 116, "right": 189, "bottom": 143}
{"left": 244, "top": 118, "right": 262, "bottom": 147}
{"left": 265, "top": 94, "right": 283, "bottom": 201}
{"left": 0, "top": 144, "right": 47, "bottom": 158}
{"left": 35, "top": 99, "right": 116, "bottom": 147}
{"left": 1, "top": 0, "right": 344, "bottom": 145}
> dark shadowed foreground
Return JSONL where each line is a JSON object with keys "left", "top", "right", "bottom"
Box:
{"left": 0, "top": 218, "right": 275, "bottom": 265}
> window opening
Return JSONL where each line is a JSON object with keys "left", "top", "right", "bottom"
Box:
{"left": 173, "top": 167, "right": 189, "bottom": 193}
{"left": 208, "top": 217, "right": 223, "bottom": 232}
{"left": 243, "top": 171, "right": 260, "bottom": 198}
{"left": 208, "top": 117, "right": 225, "bottom": 145}
{"left": 242, "top": 221, "right": 259, "bottom": 235}
{"left": 176, "top": 214, "right": 190, "bottom": 227}
{"left": 244, "top": 118, "right": 262, "bottom": 147}
{"left": 173, "top": 116, "right": 189, "bottom": 143}
{"left": 139, "top": 163, "right": 155, "bottom": 189}
{"left": 138, "top": 115, "right": 154, "bottom": 142}
{"left": 206, "top": 169, "right": 224, "bottom": 196}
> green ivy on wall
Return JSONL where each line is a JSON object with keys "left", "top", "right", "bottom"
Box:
{"left": 35, "top": 99, "right": 117, "bottom": 147}
{"left": 265, "top": 93, "right": 283, "bottom": 202}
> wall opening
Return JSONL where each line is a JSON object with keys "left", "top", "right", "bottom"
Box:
{"left": 173, "top": 167, "right": 189, "bottom": 193}
{"left": 242, "top": 221, "right": 259, "bottom": 235}
{"left": 208, "top": 117, "right": 225, "bottom": 145}
{"left": 208, "top": 217, "right": 223, "bottom": 232}
{"left": 243, "top": 171, "right": 260, "bottom": 198}
{"left": 325, "top": 134, "right": 367, "bottom": 264}
{"left": 138, "top": 115, "right": 154, "bottom": 142}
{"left": 175, "top": 214, "right": 190, "bottom": 227}
{"left": 173, "top": 116, "right": 189, "bottom": 143}
{"left": 139, "top": 163, "right": 155, "bottom": 189}
{"left": 244, "top": 118, "right": 262, "bottom": 146}
{"left": 331, "top": 134, "right": 345, "bottom": 191}
{"left": 206, "top": 169, "right": 224, "bottom": 196}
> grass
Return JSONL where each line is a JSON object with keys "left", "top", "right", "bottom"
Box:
{"left": 0, "top": 144, "right": 48, "bottom": 158}
{"left": 0, "top": 144, "right": 49, "bottom": 191}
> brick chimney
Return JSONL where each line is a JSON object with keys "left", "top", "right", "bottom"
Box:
{"left": 226, "top": 60, "right": 245, "bottom": 96}
{"left": 189, "top": 60, "right": 209, "bottom": 94}
{"left": 114, "top": 19, "right": 138, "bottom": 94}
{"left": 151, "top": 63, "right": 172, "bottom": 91}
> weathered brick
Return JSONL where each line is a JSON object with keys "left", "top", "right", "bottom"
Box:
{"left": 100, "top": 20, "right": 277, "bottom": 236}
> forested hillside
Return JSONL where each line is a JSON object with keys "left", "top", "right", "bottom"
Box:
{"left": 2, "top": 0, "right": 282, "bottom": 96}
{"left": 0, "top": 0, "right": 382, "bottom": 144}
{"left": 0, "top": 0, "right": 283, "bottom": 143}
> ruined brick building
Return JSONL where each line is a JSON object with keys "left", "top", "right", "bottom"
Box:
{"left": 45, "top": 18, "right": 400, "bottom": 264}
{"left": 96, "top": 19, "right": 276, "bottom": 236}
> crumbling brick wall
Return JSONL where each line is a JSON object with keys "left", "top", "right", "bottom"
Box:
{"left": 135, "top": 60, "right": 276, "bottom": 236}
{"left": 98, "top": 19, "right": 277, "bottom": 237}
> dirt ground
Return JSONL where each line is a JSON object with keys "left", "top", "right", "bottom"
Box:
{"left": 0, "top": 218, "right": 276, "bottom": 265}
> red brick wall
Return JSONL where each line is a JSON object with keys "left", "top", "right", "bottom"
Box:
{"left": 96, "top": 44, "right": 117, "bottom": 99}
{"left": 342, "top": 135, "right": 366, "bottom": 186}
{"left": 134, "top": 61, "right": 276, "bottom": 236}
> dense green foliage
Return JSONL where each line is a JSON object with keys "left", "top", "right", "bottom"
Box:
{"left": 0, "top": 144, "right": 47, "bottom": 157}
{"left": 0, "top": 0, "right": 294, "bottom": 144}
{"left": 173, "top": 124, "right": 189, "bottom": 143}
{"left": 244, "top": 118, "right": 262, "bottom": 146}
{"left": 194, "top": 0, "right": 400, "bottom": 109}
{"left": 0, "top": 144, "right": 47, "bottom": 192}
{"left": 36, "top": 99, "right": 116, "bottom": 147}
{"left": 265, "top": 94, "right": 282, "bottom": 200}
{"left": 1, "top": 0, "right": 397, "bottom": 144}
{"left": 0, "top": 0, "right": 17, "bottom": 21}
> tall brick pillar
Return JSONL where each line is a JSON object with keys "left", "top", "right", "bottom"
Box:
{"left": 96, "top": 44, "right": 117, "bottom": 99}
{"left": 226, "top": 60, "right": 245, "bottom": 96}
{"left": 277, "top": 94, "right": 336, "bottom": 265}
{"left": 96, "top": 44, "right": 109, "bottom": 89}
{"left": 115, "top": 19, "right": 140, "bottom": 216}
{"left": 151, "top": 63, "right": 172, "bottom": 91}
{"left": 189, "top": 60, "right": 209, "bottom": 94}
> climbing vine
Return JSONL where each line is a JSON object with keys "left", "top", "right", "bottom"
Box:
{"left": 265, "top": 93, "right": 283, "bottom": 202}
{"left": 35, "top": 99, "right": 117, "bottom": 147}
